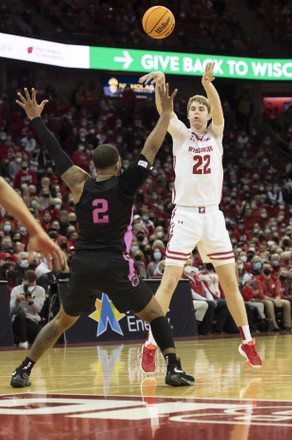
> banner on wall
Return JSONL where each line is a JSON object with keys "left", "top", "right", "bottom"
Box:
{"left": 0, "top": 32, "right": 291, "bottom": 80}
{"left": 59, "top": 279, "right": 198, "bottom": 343}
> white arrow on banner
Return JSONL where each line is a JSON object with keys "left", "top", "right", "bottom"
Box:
{"left": 114, "top": 50, "right": 133, "bottom": 69}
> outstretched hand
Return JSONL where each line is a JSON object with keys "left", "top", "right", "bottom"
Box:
{"left": 157, "top": 83, "right": 177, "bottom": 115}
{"left": 202, "top": 62, "right": 215, "bottom": 86}
{"left": 139, "top": 71, "right": 165, "bottom": 86}
{"left": 16, "top": 87, "right": 48, "bottom": 120}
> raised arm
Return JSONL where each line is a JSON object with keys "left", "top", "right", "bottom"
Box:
{"left": 141, "top": 83, "right": 177, "bottom": 165}
{"left": 0, "top": 177, "right": 63, "bottom": 269}
{"left": 16, "top": 88, "right": 89, "bottom": 202}
{"left": 201, "top": 62, "right": 224, "bottom": 127}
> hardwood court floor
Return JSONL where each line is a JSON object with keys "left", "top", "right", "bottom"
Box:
{"left": 0, "top": 334, "right": 292, "bottom": 440}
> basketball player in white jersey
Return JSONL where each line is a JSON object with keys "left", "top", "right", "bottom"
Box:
{"left": 139, "top": 63, "right": 262, "bottom": 371}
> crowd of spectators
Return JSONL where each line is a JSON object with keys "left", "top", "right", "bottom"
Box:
{"left": 243, "top": 0, "right": 292, "bottom": 47}
{"left": 1, "top": 0, "right": 271, "bottom": 56}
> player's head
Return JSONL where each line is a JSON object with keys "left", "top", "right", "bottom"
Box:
{"left": 92, "top": 144, "right": 121, "bottom": 175}
{"left": 187, "top": 95, "right": 211, "bottom": 129}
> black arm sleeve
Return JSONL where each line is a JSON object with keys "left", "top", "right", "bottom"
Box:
{"left": 31, "top": 117, "right": 74, "bottom": 175}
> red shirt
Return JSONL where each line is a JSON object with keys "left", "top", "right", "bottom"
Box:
{"left": 255, "top": 274, "right": 281, "bottom": 298}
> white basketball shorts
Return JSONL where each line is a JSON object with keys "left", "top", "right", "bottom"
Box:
{"left": 165, "top": 205, "right": 235, "bottom": 267}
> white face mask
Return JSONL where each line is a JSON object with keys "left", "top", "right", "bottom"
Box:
{"left": 184, "top": 266, "right": 193, "bottom": 274}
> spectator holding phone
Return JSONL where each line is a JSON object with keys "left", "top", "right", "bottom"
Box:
{"left": 10, "top": 270, "right": 46, "bottom": 349}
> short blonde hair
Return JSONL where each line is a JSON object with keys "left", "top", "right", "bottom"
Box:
{"left": 187, "top": 95, "right": 211, "bottom": 114}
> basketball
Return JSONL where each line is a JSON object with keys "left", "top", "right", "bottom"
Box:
{"left": 142, "top": 6, "right": 175, "bottom": 39}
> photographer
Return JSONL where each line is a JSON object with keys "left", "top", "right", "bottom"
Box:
{"left": 10, "top": 270, "right": 46, "bottom": 348}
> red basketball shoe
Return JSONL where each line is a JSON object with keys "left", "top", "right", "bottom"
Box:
{"left": 238, "top": 338, "right": 262, "bottom": 368}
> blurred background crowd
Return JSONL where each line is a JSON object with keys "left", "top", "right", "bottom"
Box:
{"left": 0, "top": 0, "right": 291, "bottom": 345}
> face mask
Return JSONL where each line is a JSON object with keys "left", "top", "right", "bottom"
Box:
{"left": 240, "top": 256, "right": 247, "bottom": 262}
{"left": 136, "top": 235, "right": 144, "bottom": 242}
{"left": 16, "top": 157, "right": 22, "bottom": 164}
{"left": 184, "top": 266, "right": 193, "bottom": 274}
{"left": 3, "top": 225, "right": 11, "bottom": 232}
{"left": 271, "top": 260, "right": 279, "bottom": 267}
{"left": 253, "top": 262, "right": 262, "bottom": 271}
{"left": 279, "top": 275, "right": 287, "bottom": 281}
{"left": 134, "top": 254, "right": 142, "bottom": 261}
{"left": 69, "top": 220, "right": 77, "bottom": 225}
{"left": 271, "top": 226, "right": 277, "bottom": 232}
{"left": 131, "top": 246, "right": 139, "bottom": 253}
{"left": 31, "top": 200, "right": 38, "bottom": 207}
{"left": 249, "top": 280, "right": 255, "bottom": 287}
{"left": 237, "top": 263, "right": 244, "bottom": 270}
{"left": 288, "top": 272, "right": 292, "bottom": 280}
{"left": 263, "top": 268, "right": 272, "bottom": 276}
{"left": 22, "top": 166, "right": 28, "bottom": 171}
{"left": 156, "top": 232, "right": 164, "bottom": 239}
{"left": 20, "top": 259, "right": 29, "bottom": 268}
{"left": 19, "top": 226, "right": 27, "bottom": 235}
{"left": 144, "top": 248, "right": 152, "bottom": 255}
{"left": 142, "top": 215, "right": 149, "bottom": 221}
{"left": 153, "top": 252, "right": 162, "bottom": 261}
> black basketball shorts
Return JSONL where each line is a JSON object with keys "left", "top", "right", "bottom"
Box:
{"left": 61, "top": 251, "right": 154, "bottom": 316}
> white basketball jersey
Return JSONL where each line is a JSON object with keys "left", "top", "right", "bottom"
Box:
{"left": 168, "top": 114, "right": 224, "bottom": 206}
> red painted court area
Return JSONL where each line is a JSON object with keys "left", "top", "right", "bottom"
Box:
{"left": 1, "top": 394, "right": 292, "bottom": 440}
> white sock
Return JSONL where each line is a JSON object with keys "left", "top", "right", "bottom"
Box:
{"left": 145, "top": 327, "right": 157, "bottom": 346}
{"left": 241, "top": 325, "right": 252, "bottom": 343}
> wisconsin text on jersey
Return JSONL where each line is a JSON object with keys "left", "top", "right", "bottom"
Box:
{"left": 188, "top": 145, "right": 214, "bottom": 153}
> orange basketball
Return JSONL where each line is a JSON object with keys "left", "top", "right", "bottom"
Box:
{"left": 142, "top": 6, "right": 175, "bottom": 39}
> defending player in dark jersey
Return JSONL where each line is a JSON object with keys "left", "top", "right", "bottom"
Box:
{"left": 10, "top": 85, "right": 194, "bottom": 388}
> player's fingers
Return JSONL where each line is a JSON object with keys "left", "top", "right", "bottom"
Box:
{"left": 138, "top": 74, "right": 148, "bottom": 83}
{"left": 16, "top": 92, "right": 27, "bottom": 103}
{"left": 31, "top": 88, "right": 37, "bottom": 104}
{"left": 40, "top": 99, "right": 49, "bottom": 109}
{"left": 15, "top": 100, "right": 25, "bottom": 108}
{"left": 24, "top": 88, "right": 31, "bottom": 101}
{"left": 170, "top": 88, "right": 178, "bottom": 99}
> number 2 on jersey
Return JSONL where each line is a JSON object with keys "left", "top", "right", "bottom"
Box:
{"left": 92, "top": 199, "right": 109, "bottom": 223}
{"left": 192, "top": 154, "right": 211, "bottom": 174}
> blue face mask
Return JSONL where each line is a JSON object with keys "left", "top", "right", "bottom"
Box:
{"left": 253, "top": 262, "right": 262, "bottom": 271}
{"left": 130, "top": 246, "right": 139, "bottom": 253}
{"left": 3, "top": 225, "right": 11, "bottom": 232}
{"left": 20, "top": 260, "right": 29, "bottom": 268}
{"left": 153, "top": 252, "right": 162, "bottom": 261}
{"left": 271, "top": 260, "right": 279, "bottom": 267}
{"left": 19, "top": 226, "right": 27, "bottom": 235}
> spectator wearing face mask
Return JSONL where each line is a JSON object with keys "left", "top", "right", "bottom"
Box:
{"left": 255, "top": 262, "right": 292, "bottom": 331}
{"left": 1, "top": 220, "right": 14, "bottom": 237}
{"left": 132, "top": 249, "right": 147, "bottom": 279}
{"left": 270, "top": 253, "right": 281, "bottom": 274}
{"left": 13, "top": 160, "right": 37, "bottom": 189}
{"left": 72, "top": 143, "right": 90, "bottom": 172}
{"left": 250, "top": 255, "right": 263, "bottom": 276}
{"left": 147, "top": 247, "right": 163, "bottom": 278}
{"left": 278, "top": 267, "right": 292, "bottom": 302}
{"left": 8, "top": 154, "right": 23, "bottom": 180}
{"left": 10, "top": 269, "right": 46, "bottom": 348}
{"left": 15, "top": 251, "right": 30, "bottom": 281}
{"left": 241, "top": 273, "right": 267, "bottom": 326}
{"left": 236, "top": 258, "right": 248, "bottom": 286}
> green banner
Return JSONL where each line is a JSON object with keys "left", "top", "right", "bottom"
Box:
{"left": 90, "top": 46, "right": 292, "bottom": 81}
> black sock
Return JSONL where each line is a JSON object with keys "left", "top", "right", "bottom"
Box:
{"left": 150, "top": 316, "right": 175, "bottom": 352}
{"left": 19, "top": 357, "right": 35, "bottom": 374}
{"left": 164, "top": 353, "right": 177, "bottom": 367}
